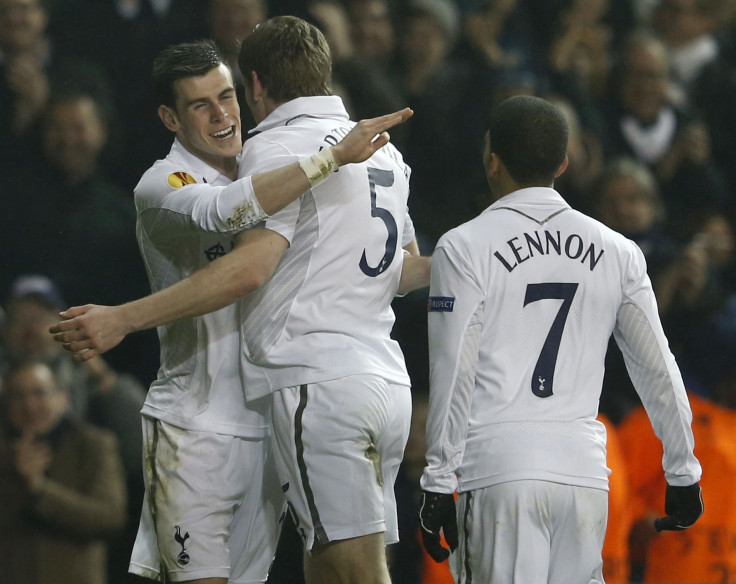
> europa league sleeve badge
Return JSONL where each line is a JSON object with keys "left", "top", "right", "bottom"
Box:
{"left": 168, "top": 172, "right": 197, "bottom": 189}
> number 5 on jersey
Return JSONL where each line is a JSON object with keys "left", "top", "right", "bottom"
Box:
{"left": 360, "top": 167, "right": 398, "bottom": 277}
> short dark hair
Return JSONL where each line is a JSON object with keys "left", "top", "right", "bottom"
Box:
{"left": 487, "top": 95, "right": 569, "bottom": 186}
{"left": 238, "top": 16, "right": 332, "bottom": 104}
{"left": 152, "top": 40, "right": 228, "bottom": 108}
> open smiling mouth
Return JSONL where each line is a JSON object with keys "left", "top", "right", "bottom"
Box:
{"left": 213, "top": 126, "right": 236, "bottom": 140}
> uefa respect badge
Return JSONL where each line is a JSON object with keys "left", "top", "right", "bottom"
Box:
{"left": 428, "top": 296, "right": 455, "bottom": 312}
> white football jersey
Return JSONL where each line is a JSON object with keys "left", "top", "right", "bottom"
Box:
{"left": 237, "top": 96, "right": 414, "bottom": 398}
{"left": 135, "top": 139, "right": 269, "bottom": 437}
{"left": 421, "top": 187, "right": 702, "bottom": 494}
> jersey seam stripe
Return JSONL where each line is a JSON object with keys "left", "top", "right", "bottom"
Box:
{"left": 295, "top": 384, "right": 328, "bottom": 545}
{"left": 464, "top": 491, "right": 473, "bottom": 584}
{"left": 148, "top": 420, "right": 167, "bottom": 580}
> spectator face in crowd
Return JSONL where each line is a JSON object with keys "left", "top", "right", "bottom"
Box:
{"left": 693, "top": 211, "right": 735, "bottom": 268}
{"left": 617, "top": 33, "right": 671, "bottom": 125}
{"left": 565, "top": 0, "right": 610, "bottom": 25}
{"left": 0, "top": 0, "right": 51, "bottom": 135}
{"left": 5, "top": 361, "right": 68, "bottom": 436}
{"left": 348, "top": 0, "right": 396, "bottom": 65}
{"left": 3, "top": 298, "right": 60, "bottom": 363}
{"left": 3, "top": 276, "right": 66, "bottom": 365}
{"left": 401, "top": 0, "right": 459, "bottom": 74}
{"left": 208, "top": 0, "right": 266, "bottom": 58}
{"left": 595, "top": 158, "right": 663, "bottom": 237}
{"left": 463, "top": 0, "right": 524, "bottom": 68}
{"left": 43, "top": 95, "right": 109, "bottom": 187}
{"left": 0, "top": 0, "right": 47, "bottom": 55}
{"left": 652, "top": 0, "right": 719, "bottom": 47}
{"left": 549, "top": 0, "right": 612, "bottom": 98}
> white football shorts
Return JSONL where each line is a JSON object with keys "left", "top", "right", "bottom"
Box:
{"left": 271, "top": 375, "right": 412, "bottom": 551}
{"left": 128, "top": 416, "right": 284, "bottom": 583}
{"left": 452, "top": 480, "right": 607, "bottom": 584}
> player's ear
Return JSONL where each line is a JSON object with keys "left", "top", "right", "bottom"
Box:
{"left": 249, "top": 71, "right": 264, "bottom": 101}
{"left": 158, "top": 105, "right": 180, "bottom": 132}
{"left": 487, "top": 152, "right": 502, "bottom": 180}
{"left": 555, "top": 155, "right": 569, "bottom": 178}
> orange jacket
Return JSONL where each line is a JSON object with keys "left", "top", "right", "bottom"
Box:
{"left": 618, "top": 392, "right": 736, "bottom": 583}
{"left": 420, "top": 541, "right": 455, "bottom": 584}
{"left": 600, "top": 414, "right": 637, "bottom": 584}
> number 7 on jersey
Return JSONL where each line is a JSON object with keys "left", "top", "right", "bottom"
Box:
{"left": 523, "top": 282, "right": 579, "bottom": 398}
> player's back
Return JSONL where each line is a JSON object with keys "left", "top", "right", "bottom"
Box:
{"left": 438, "top": 187, "right": 644, "bottom": 491}
{"left": 238, "top": 98, "right": 414, "bottom": 398}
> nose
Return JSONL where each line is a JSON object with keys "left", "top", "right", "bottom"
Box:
{"left": 211, "top": 102, "right": 229, "bottom": 122}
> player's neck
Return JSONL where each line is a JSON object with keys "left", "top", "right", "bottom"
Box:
{"left": 200, "top": 152, "right": 238, "bottom": 180}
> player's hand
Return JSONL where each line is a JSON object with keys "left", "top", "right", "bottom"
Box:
{"left": 331, "top": 108, "right": 413, "bottom": 166}
{"left": 419, "top": 490, "right": 458, "bottom": 563}
{"left": 49, "top": 304, "right": 130, "bottom": 361}
{"left": 654, "top": 483, "right": 703, "bottom": 532}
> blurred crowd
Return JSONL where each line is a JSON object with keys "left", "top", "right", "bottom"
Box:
{"left": 2, "top": 0, "right": 736, "bottom": 582}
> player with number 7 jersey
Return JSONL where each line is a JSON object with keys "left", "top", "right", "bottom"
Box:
{"left": 420, "top": 96, "right": 701, "bottom": 584}
{"left": 424, "top": 187, "right": 659, "bottom": 493}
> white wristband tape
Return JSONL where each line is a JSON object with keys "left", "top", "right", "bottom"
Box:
{"left": 298, "top": 147, "right": 339, "bottom": 187}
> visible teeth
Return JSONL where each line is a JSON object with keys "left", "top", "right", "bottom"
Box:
{"left": 214, "top": 127, "right": 234, "bottom": 139}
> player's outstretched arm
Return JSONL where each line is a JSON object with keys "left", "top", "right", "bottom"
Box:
{"left": 331, "top": 107, "right": 413, "bottom": 165}
{"left": 251, "top": 107, "right": 413, "bottom": 214}
{"left": 48, "top": 304, "right": 133, "bottom": 362}
{"left": 49, "top": 228, "right": 288, "bottom": 361}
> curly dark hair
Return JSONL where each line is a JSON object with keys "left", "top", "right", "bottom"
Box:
{"left": 487, "top": 95, "right": 569, "bottom": 186}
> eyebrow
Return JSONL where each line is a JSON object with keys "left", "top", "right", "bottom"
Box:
{"left": 185, "top": 87, "right": 237, "bottom": 108}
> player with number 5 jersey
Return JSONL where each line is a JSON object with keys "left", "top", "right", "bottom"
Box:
{"left": 234, "top": 17, "right": 429, "bottom": 584}
{"left": 236, "top": 96, "right": 414, "bottom": 397}
{"left": 419, "top": 96, "right": 702, "bottom": 584}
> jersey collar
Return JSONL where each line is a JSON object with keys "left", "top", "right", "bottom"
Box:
{"left": 486, "top": 187, "right": 571, "bottom": 221}
{"left": 248, "top": 96, "right": 350, "bottom": 135}
{"left": 167, "top": 138, "right": 239, "bottom": 185}
{"left": 490, "top": 187, "right": 568, "bottom": 208}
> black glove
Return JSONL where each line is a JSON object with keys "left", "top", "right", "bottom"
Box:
{"left": 419, "top": 491, "right": 458, "bottom": 563}
{"left": 654, "top": 483, "right": 704, "bottom": 532}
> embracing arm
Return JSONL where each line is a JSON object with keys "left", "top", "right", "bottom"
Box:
{"left": 398, "top": 237, "right": 431, "bottom": 295}
{"left": 51, "top": 109, "right": 413, "bottom": 359}
{"left": 141, "top": 108, "right": 413, "bottom": 239}
{"left": 50, "top": 228, "right": 288, "bottom": 361}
